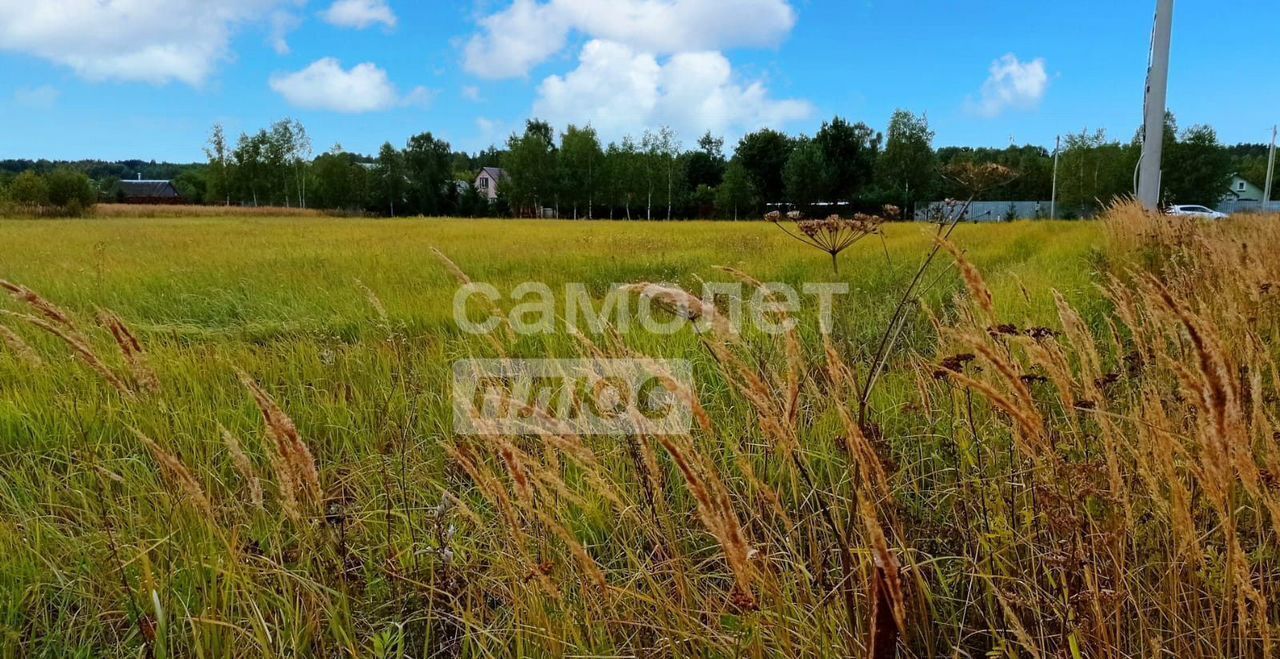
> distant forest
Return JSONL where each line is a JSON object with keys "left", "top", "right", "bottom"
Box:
{"left": 1, "top": 110, "right": 1273, "bottom": 219}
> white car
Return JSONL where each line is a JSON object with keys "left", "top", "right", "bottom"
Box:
{"left": 1167, "top": 205, "right": 1228, "bottom": 220}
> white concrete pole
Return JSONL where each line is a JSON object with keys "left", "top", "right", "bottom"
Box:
{"left": 1050, "top": 135, "right": 1060, "bottom": 219}
{"left": 1264, "top": 125, "right": 1277, "bottom": 209}
{"left": 1138, "top": 0, "right": 1174, "bottom": 210}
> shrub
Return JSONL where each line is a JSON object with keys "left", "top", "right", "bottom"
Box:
{"left": 8, "top": 171, "right": 49, "bottom": 207}
{"left": 46, "top": 168, "right": 96, "bottom": 210}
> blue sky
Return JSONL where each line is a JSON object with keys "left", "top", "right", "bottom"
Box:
{"left": 0, "top": 0, "right": 1276, "bottom": 162}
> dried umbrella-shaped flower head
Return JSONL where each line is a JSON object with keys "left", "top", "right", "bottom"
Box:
{"left": 770, "top": 211, "right": 885, "bottom": 275}
{"left": 944, "top": 162, "right": 1019, "bottom": 196}
{"left": 923, "top": 163, "right": 1018, "bottom": 225}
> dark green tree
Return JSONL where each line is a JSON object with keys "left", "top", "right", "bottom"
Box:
{"left": 403, "top": 132, "right": 453, "bottom": 215}
{"left": 312, "top": 146, "right": 366, "bottom": 211}
{"left": 687, "top": 131, "right": 727, "bottom": 190}
{"left": 936, "top": 145, "right": 1052, "bottom": 200}
{"left": 716, "top": 160, "right": 757, "bottom": 220}
{"left": 457, "top": 182, "right": 488, "bottom": 218}
{"left": 46, "top": 168, "right": 95, "bottom": 212}
{"left": 733, "top": 128, "right": 793, "bottom": 210}
{"left": 689, "top": 184, "right": 716, "bottom": 218}
{"left": 559, "top": 124, "right": 603, "bottom": 219}
{"left": 1164, "top": 123, "right": 1232, "bottom": 205}
{"left": 374, "top": 142, "right": 406, "bottom": 216}
{"left": 503, "top": 120, "right": 559, "bottom": 217}
{"left": 602, "top": 138, "right": 644, "bottom": 220}
{"left": 784, "top": 138, "right": 826, "bottom": 211}
{"left": 814, "top": 117, "right": 880, "bottom": 203}
{"left": 173, "top": 170, "right": 208, "bottom": 205}
{"left": 1056, "top": 129, "right": 1138, "bottom": 215}
{"left": 8, "top": 171, "right": 49, "bottom": 207}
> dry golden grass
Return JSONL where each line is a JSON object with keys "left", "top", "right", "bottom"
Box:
{"left": 4, "top": 209, "right": 1279, "bottom": 656}
{"left": 426, "top": 202, "right": 1280, "bottom": 657}
{"left": 239, "top": 371, "right": 323, "bottom": 519}
{"left": 219, "top": 424, "right": 264, "bottom": 511}
{"left": 0, "top": 325, "right": 40, "bottom": 367}
{"left": 924, "top": 202, "right": 1280, "bottom": 656}
{"left": 130, "top": 427, "right": 215, "bottom": 518}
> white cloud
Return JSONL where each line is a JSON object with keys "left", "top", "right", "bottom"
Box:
{"left": 13, "top": 85, "right": 59, "bottom": 109}
{"left": 462, "top": 85, "right": 482, "bottom": 102}
{"left": 401, "top": 85, "right": 436, "bottom": 107}
{"left": 0, "top": 0, "right": 295, "bottom": 85}
{"left": 968, "top": 54, "right": 1049, "bottom": 117}
{"left": 533, "top": 40, "right": 810, "bottom": 143}
{"left": 467, "top": 0, "right": 809, "bottom": 142}
{"left": 464, "top": 0, "right": 569, "bottom": 79}
{"left": 270, "top": 58, "right": 427, "bottom": 113}
{"left": 321, "top": 0, "right": 396, "bottom": 29}
{"left": 268, "top": 10, "right": 301, "bottom": 55}
{"left": 464, "top": 0, "right": 795, "bottom": 79}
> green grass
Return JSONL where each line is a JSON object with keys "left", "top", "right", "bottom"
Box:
{"left": 0, "top": 216, "right": 1101, "bottom": 336}
{"left": 0, "top": 216, "right": 1105, "bottom": 656}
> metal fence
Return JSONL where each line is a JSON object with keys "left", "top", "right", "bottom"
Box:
{"left": 914, "top": 201, "right": 1055, "bottom": 222}
{"left": 1217, "top": 200, "right": 1280, "bottom": 215}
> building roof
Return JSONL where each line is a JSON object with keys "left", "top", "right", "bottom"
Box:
{"left": 1230, "top": 173, "right": 1263, "bottom": 186}
{"left": 119, "top": 180, "right": 181, "bottom": 198}
{"left": 478, "top": 167, "right": 507, "bottom": 182}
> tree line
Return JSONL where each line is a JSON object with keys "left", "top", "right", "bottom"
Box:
{"left": 0, "top": 168, "right": 97, "bottom": 216}
{"left": 2, "top": 110, "right": 1268, "bottom": 219}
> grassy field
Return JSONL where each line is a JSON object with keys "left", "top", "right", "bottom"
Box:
{"left": 0, "top": 216, "right": 1105, "bottom": 461}
{"left": 0, "top": 216, "right": 1101, "bottom": 327}
{"left": 3, "top": 212, "right": 1277, "bottom": 656}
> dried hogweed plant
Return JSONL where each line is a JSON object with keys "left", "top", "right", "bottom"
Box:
{"left": 946, "top": 161, "right": 1017, "bottom": 197}
{"left": 858, "top": 162, "right": 1018, "bottom": 427}
{"left": 766, "top": 208, "right": 891, "bottom": 274}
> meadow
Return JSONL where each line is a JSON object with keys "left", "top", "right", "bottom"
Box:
{"left": 1, "top": 210, "right": 1276, "bottom": 657}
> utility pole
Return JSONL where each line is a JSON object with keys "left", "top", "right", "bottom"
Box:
{"left": 1050, "top": 135, "right": 1060, "bottom": 219}
{"left": 1138, "top": 0, "right": 1174, "bottom": 210}
{"left": 1265, "top": 125, "right": 1277, "bottom": 210}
